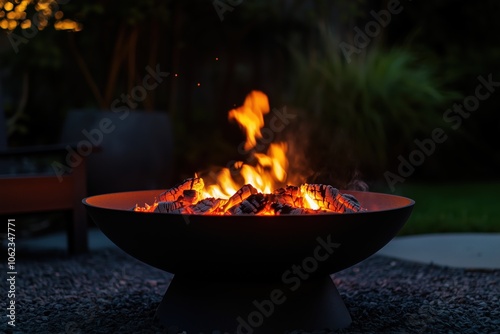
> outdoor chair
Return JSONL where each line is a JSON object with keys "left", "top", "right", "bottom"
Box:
{"left": 0, "top": 143, "right": 89, "bottom": 254}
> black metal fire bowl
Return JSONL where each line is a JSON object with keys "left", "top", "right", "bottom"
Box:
{"left": 83, "top": 190, "right": 414, "bottom": 333}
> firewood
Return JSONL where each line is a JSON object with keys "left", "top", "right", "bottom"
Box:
{"left": 300, "top": 184, "right": 363, "bottom": 213}
{"left": 273, "top": 185, "right": 303, "bottom": 207}
{"left": 270, "top": 203, "right": 319, "bottom": 215}
{"left": 182, "top": 189, "right": 199, "bottom": 205}
{"left": 222, "top": 184, "right": 258, "bottom": 212}
{"left": 226, "top": 193, "right": 268, "bottom": 215}
{"left": 159, "top": 177, "right": 204, "bottom": 202}
{"left": 154, "top": 201, "right": 184, "bottom": 213}
{"left": 135, "top": 177, "right": 365, "bottom": 215}
{"left": 191, "top": 198, "right": 226, "bottom": 215}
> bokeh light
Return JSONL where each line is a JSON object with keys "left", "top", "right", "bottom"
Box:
{"left": 0, "top": 0, "right": 81, "bottom": 31}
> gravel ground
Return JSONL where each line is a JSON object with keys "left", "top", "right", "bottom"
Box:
{"left": 2, "top": 248, "right": 499, "bottom": 334}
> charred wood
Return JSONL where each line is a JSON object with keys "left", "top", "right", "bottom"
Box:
{"left": 159, "top": 177, "right": 204, "bottom": 202}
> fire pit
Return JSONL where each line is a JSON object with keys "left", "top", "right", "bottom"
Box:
{"left": 83, "top": 91, "right": 414, "bottom": 332}
{"left": 83, "top": 190, "right": 414, "bottom": 332}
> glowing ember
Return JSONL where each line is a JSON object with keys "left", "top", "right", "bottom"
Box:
{"left": 134, "top": 90, "right": 364, "bottom": 215}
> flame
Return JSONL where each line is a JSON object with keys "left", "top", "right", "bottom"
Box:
{"left": 201, "top": 91, "right": 288, "bottom": 199}
{"left": 303, "top": 193, "right": 320, "bottom": 210}
{"left": 228, "top": 90, "right": 270, "bottom": 151}
{"left": 203, "top": 168, "right": 240, "bottom": 199}
{"left": 134, "top": 89, "right": 365, "bottom": 215}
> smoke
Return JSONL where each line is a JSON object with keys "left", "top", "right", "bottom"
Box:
{"left": 198, "top": 103, "right": 369, "bottom": 193}
{"left": 346, "top": 170, "right": 369, "bottom": 191}
{"left": 273, "top": 107, "right": 314, "bottom": 186}
{"left": 279, "top": 106, "right": 369, "bottom": 191}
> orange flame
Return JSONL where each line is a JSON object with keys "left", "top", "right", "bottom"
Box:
{"left": 228, "top": 90, "right": 270, "bottom": 151}
{"left": 303, "top": 193, "right": 320, "bottom": 210}
{"left": 201, "top": 91, "right": 288, "bottom": 199}
{"left": 134, "top": 90, "right": 365, "bottom": 215}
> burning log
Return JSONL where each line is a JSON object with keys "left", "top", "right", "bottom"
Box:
{"left": 191, "top": 198, "right": 226, "bottom": 215}
{"left": 135, "top": 178, "right": 365, "bottom": 215}
{"left": 273, "top": 186, "right": 303, "bottom": 207}
{"left": 300, "top": 184, "right": 362, "bottom": 213}
{"left": 270, "top": 203, "right": 319, "bottom": 215}
{"left": 154, "top": 201, "right": 184, "bottom": 213}
{"left": 222, "top": 184, "right": 258, "bottom": 212}
{"left": 159, "top": 178, "right": 204, "bottom": 202}
{"left": 227, "top": 193, "right": 268, "bottom": 215}
{"left": 182, "top": 190, "right": 199, "bottom": 205}
{"left": 154, "top": 189, "right": 201, "bottom": 213}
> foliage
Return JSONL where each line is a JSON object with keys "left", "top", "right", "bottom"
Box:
{"left": 288, "top": 25, "right": 458, "bottom": 181}
{"left": 388, "top": 182, "right": 500, "bottom": 235}
{"left": 387, "top": 0, "right": 500, "bottom": 178}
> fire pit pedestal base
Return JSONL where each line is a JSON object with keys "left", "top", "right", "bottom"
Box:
{"left": 83, "top": 190, "right": 415, "bottom": 332}
{"left": 155, "top": 275, "right": 351, "bottom": 333}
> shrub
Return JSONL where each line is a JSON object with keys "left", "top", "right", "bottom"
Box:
{"left": 288, "top": 25, "right": 458, "bottom": 182}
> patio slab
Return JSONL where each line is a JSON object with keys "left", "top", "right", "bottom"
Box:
{"left": 15, "top": 227, "right": 117, "bottom": 253}
{"left": 376, "top": 233, "right": 500, "bottom": 269}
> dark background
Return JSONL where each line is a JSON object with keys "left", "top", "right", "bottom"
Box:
{"left": 1, "top": 0, "right": 499, "bottom": 188}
